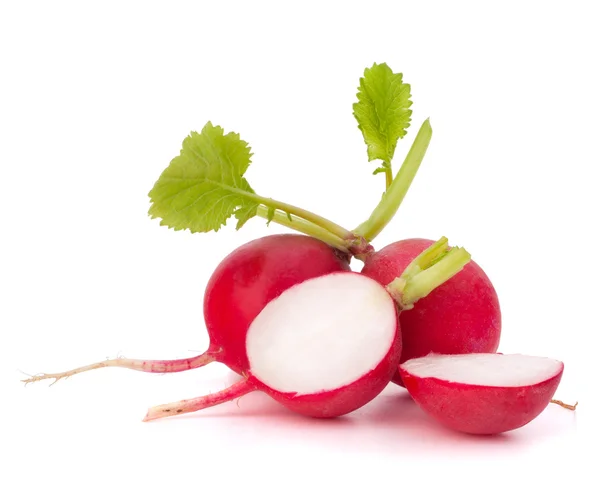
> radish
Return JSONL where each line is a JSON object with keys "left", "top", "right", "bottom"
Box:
{"left": 143, "top": 239, "right": 471, "bottom": 421}
{"left": 22, "top": 234, "right": 350, "bottom": 384}
{"left": 145, "top": 272, "right": 400, "bottom": 420}
{"left": 399, "top": 353, "right": 564, "bottom": 434}
{"left": 361, "top": 238, "right": 501, "bottom": 385}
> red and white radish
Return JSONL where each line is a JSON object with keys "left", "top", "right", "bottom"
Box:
{"left": 22, "top": 234, "right": 350, "bottom": 384}
{"left": 399, "top": 353, "right": 564, "bottom": 435}
{"left": 362, "top": 238, "right": 501, "bottom": 385}
{"left": 145, "top": 272, "right": 401, "bottom": 420}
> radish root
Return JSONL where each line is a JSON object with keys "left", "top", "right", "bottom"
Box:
{"left": 143, "top": 378, "right": 254, "bottom": 422}
{"left": 550, "top": 399, "right": 578, "bottom": 411}
{"left": 21, "top": 351, "right": 217, "bottom": 386}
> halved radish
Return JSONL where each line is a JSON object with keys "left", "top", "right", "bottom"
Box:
{"left": 144, "top": 272, "right": 401, "bottom": 420}
{"left": 399, "top": 353, "right": 564, "bottom": 434}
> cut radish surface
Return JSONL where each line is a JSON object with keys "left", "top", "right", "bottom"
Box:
{"left": 399, "top": 353, "right": 564, "bottom": 435}
{"left": 247, "top": 272, "right": 397, "bottom": 395}
{"left": 144, "top": 272, "right": 402, "bottom": 421}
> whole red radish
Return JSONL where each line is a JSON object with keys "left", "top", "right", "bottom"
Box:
{"left": 143, "top": 237, "right": 472, "bottom": 421}
{"left": 22, "top": 234, "right": 350, "bottom": 384}
{"left": 399, "top": 353, "right": 564, "bottom": 434}
{"left": 362, "top": 238, "right": 501, "bottom": 384}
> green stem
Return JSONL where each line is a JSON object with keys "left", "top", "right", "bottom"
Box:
{"left": 242, "top": 192, "right": 352, "bottom": 241}
{"left": 402, "top": 247, "right": 470, "bottom": 305}
{"left": 399, "top": 236, "right": 450, "bottom": 280}
{"left": 256, "top": 205, "right": 350, "bottom": 253}
{"left": 353, "top": 118, "right": 433, "bottom": 241}
{"left": 386, "top": 236, "right": 471, "bottom": 309}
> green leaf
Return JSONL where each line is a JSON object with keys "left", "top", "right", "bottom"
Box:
{"left": 148, "top": 121, "right": 260, "bottom": 233}
{"left": 353, "top": 62, "right": 412, "bottom": 165}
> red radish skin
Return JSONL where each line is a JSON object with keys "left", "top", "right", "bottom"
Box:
{"left": 22, "top": 234, "right": 349, "bottom": 385}
{"left": 399, "top": 353, "right": 564, "bottom": 435}
{"left": 362, "top": 238, "right": 501, "bottom": 384}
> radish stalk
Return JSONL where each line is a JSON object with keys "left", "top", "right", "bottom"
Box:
{"left": 353, "top": 119, "right": 432, "bottom": 242}
{"left": 255, "top": 205, "right": 350, "bottom": 254}
{"left": 385, "top": 237, "right": 471, "bottom": 309}
{"left": 243, "top": 191, "right": 352, "bottom": 241}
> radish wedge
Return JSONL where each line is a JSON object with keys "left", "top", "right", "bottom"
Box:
{"left": 399, "top": 353, "right": 564, "bottom": 435}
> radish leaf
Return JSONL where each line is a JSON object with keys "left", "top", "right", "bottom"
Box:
{"left": 353, "top": 63, "right": 412, "bottom": 169}
{"left": 148, "top": 121, "right": 259, "bottom": 233}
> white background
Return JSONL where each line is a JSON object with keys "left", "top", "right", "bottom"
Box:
{"left": 1, "top": 1, "right": 597, "bottom": 481}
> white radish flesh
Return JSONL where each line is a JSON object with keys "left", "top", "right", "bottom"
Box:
{"left": 401, "top": 353, "right": 563, "bottom": 387}
{"left": 247, "top": 272, "right": 397, "bottom": 395}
